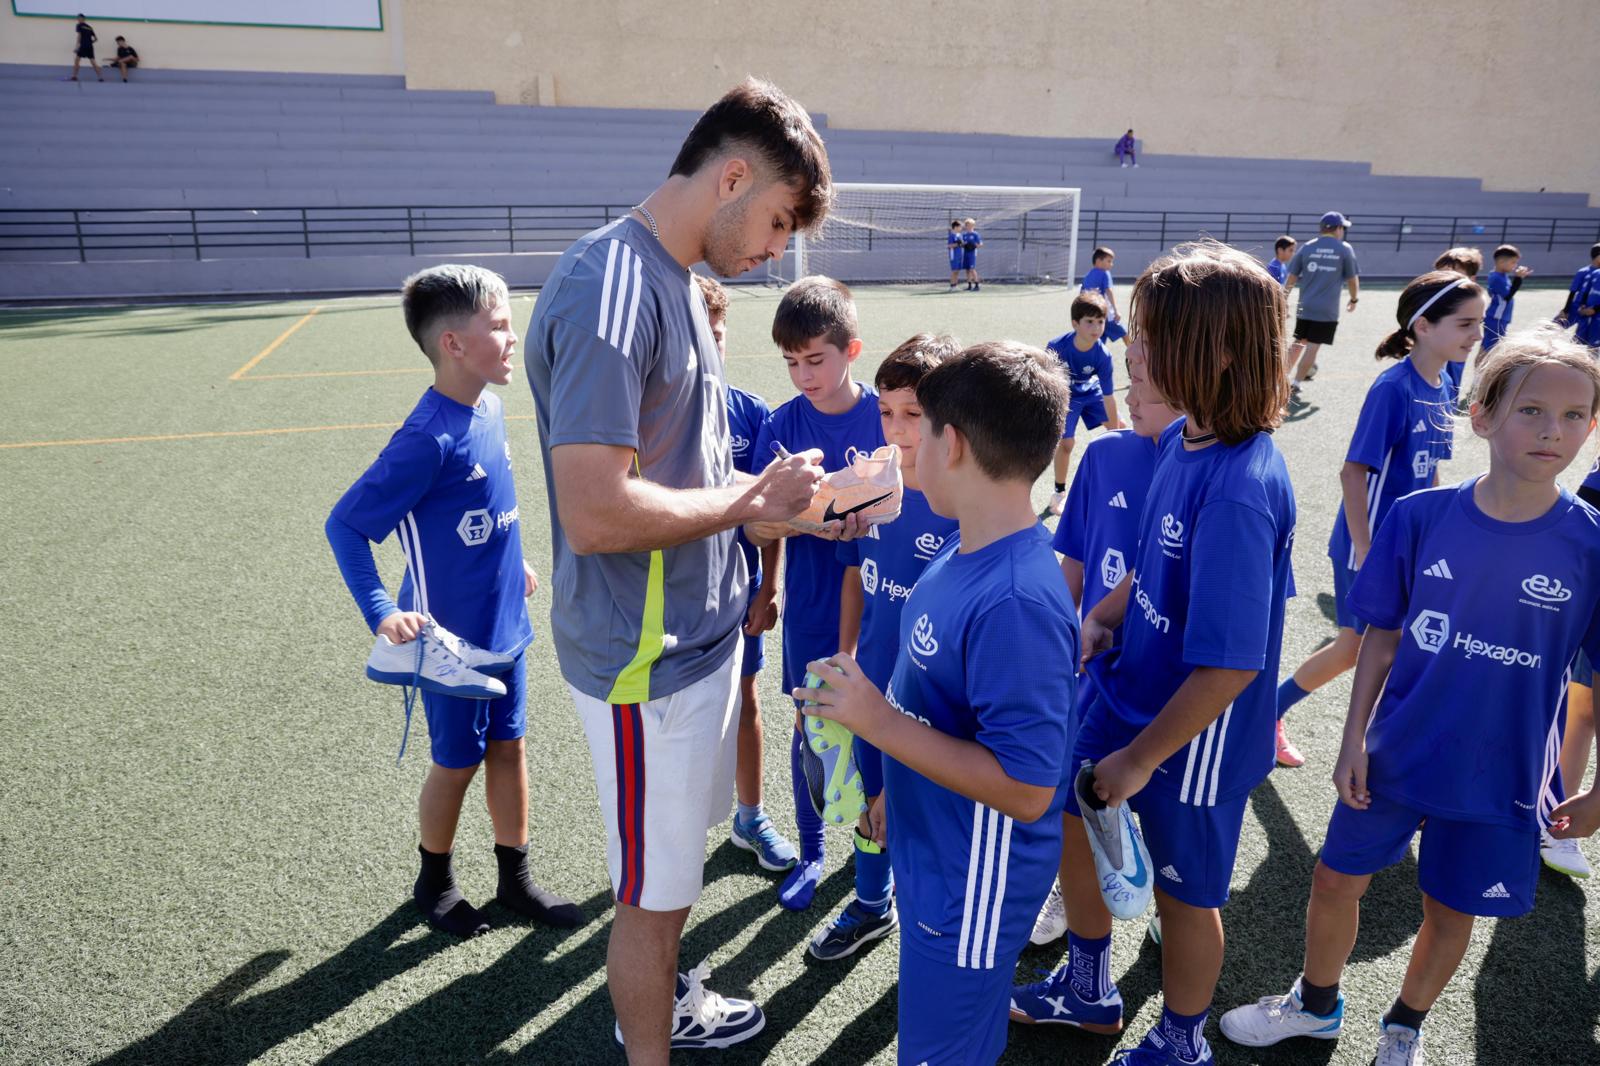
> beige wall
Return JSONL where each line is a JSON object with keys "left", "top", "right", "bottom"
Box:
{"left": 0, "top": 1, "right": 404, "bottom": 76}
{"left": 401, "top": 0, "right": 1600, "bottom": 204}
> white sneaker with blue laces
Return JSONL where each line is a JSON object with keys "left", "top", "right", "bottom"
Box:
{"left": 1076, "top": 762, "right": 1153, "bottom": 921}
{"left": 1375, "top": 1022, "right": 1423, "bottom": 1065}
{"left": 417, "top": 617, "right": 515, "bottom": 674}
{"left": 365, "top": 623, "right": 507, "bottom": 700}
{"left": 1219, "top": 977, "right": 1344, "bottom": 1047}
{"left": 612, "top": 961, "right": 765, "bottom": 1050}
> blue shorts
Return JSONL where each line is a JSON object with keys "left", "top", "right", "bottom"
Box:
{"left": 1064, "top": 397, "right": 1109, "bottom": 438}
{"left": 949, "top": 251, "right": 963, "bottom": 271}
{"left": 1066, "top": 687, "right": 1250, "bottom": 908}
{"left": 1572, "top": 649, "right": 1593, "bottom": 688}
{"left": 1331, "top": 558, "right": 1368, "bottom": 634}
{"left": 422, "top": 651, "right": 526, "bottom": 769}
{"left": 1104, "top": 318, "right": 1127, "bottom": 343}
{"left": 741, "top": 580, "right": 767, "bottom": 677}
{"left": 897, "top": 944, "right": 1015, "bottom": 1065}
{"left": 962, "top": 251, "right": 977, "bottom": 270}
{"left": 1320, "top": 792, "right": 1539, "bottom": 917}
{"left": 781, "top": 625, "right": 839, "bottom": 701}
{"left": 1482, "top": 319, "right": 1508, "bottom": 349}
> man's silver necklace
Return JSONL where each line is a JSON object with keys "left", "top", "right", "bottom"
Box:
{"left": 635, "top": 204, "right": 659, "bottom": 240}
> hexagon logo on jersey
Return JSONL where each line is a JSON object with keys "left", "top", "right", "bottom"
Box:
{"left": 910, "top": 613, "right": 939, "bottom": 658}
{"left": 860, "top": 557, "right": 880, "bottom": 595}
{"left": 457, "top": 509, "right": 493, "bottom": 547}
{"left": 1101, "top": 547, "right": 1127, "bottom": 590}
{"left": 1409, "top": 609, "right": 1450, "bottom": 654}
{"left": 1412, "top": 449, "right": 1437, "bottom": 481}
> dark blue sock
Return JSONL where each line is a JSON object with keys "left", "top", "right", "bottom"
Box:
{"left": 852, "top": 828, "right": 892, "bottom": 913}
{"left": 1158, "top": 1004, "right": 1210, "bottom": 1062}
{"left": 1066, "top": 931, "right": 1113, "bottom": 1001}
{"left": 1277, "top": 676, "right": 1311, "bottom": 720}
{"left": 790, "top": 724, "right": 825, "bottom": 863}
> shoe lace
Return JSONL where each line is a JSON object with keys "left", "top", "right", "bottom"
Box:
{"left": 1377, "top": 1026, "right": 1419, "bottom": 1064}
{"left": 679, "top": 961, "right": 729, "bottom": 1028}
{"left": 396, "top": 632, "right": 426, "bottom": 766}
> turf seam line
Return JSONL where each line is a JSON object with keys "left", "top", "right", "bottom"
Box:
{"left": 0, "top": 415, "right": 536, "bottom": 450}
{"left": 229, "top": 306, "right": 323, "bottom": 381}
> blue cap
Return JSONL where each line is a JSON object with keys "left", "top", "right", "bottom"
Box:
{"left": 1320, "top": 211, "right": 1351, "bottom": 229}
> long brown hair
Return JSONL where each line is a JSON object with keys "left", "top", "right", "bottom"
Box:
{"left": 1375, "top": 270, "right": 1484, "bottom": 360}
{"left": 1131, "top": 241, "right": 1287, "bottom": 444}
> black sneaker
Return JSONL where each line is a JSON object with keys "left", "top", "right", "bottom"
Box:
{"left": 807, "top": 898, "right": 899, "bottom": 960}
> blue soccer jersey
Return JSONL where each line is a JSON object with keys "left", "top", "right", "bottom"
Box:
{"left": 836, "top": 487, "right": 958, "bottom": 688}
{"left": 1565, "top": 266, "right": 1593, "bottom": 321}
{"left": 1486, "top": 269, "right": 1516, "bottom": 330}
{"left": 1329, "top": 358, "right": 1454, "bottom": 570}
{"left": 1348, "top": 480, "right": 1600, "bottom": 829}
{"left": 948, "top": 231, "right": 963, "bottom": 270}
{"left": 1052, "top": 429, "right": 1159, "bottom": 616}
{"left": 753, "top": 385, "right": 886, "bottom": 682}
{"left": 1266, "top": 258, "right": 1289, "bottom": 286}
{"left": 1086, "top": 420, "right": 1296, "bottom": 805}
{"left": 1585, "top": 457, "right": 1600, "bottom": 495}
{"left": 883, "top": 525, "right": 1079, "bottom": 968}
{"left": 329, "top": 388, "right": 533, "bottom": 656}
{"left": 961, "top": 230, "right": 981, "bottom": 266}
{"left": 727, "top": 385, "right": 771, "bottom": 590}
{"left": 1081, "top": 266, "right": 1114, "bottom": 296}
{"left": 1046, "top": 330, "right": 1115, "bottom": 403}
{"left": 1579, "top": 280, "right": 1600, "bottom": 348}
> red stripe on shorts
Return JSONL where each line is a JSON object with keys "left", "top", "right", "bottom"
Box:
{"left": 612, "top": 703, "right": 645, "bottom": 906}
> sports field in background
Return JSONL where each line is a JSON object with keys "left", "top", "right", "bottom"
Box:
{"left": 1, "top": 283, "right": 1595, "bottom": 1066}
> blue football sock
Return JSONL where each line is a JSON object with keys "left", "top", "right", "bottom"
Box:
{"left": 1066, "top": 931, "right": 1113, "bottom": 1001}
{"left": 790, "top": 724, "right": 825, "bottom": 864}
{"left": 779, "top": 860, "right": 823, "bottom": 911}
{"left": 735, "top": 801, "right": 763, "bottom": 827}
{"left": 1158, "top": 1004, "right": 1210, "bottom": 1063}
{"left": 1276, "top": 676, "right": 1311, "bottom": 720}
{"left": 852, "top": 828, "right": 892, "bottom": 913}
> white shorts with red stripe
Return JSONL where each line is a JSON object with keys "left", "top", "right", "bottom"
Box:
{"left": 570, "top": 645, "right": 741, "bottom": 911}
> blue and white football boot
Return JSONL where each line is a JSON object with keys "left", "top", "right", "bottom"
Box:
{"left": 1009, "top": 967, "right": 1124, "bottom": 1033}
{"left": 1076, "top": 762, "right": 1154, "bottom": 921}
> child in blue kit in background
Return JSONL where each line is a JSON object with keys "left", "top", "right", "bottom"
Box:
{"left": 1431, "top": 247, "right": 1485, "bottom": 396}
{"left": 1012, "top": 244, "right": 1296, "bottom": 1066}
{"left": 1267, "top": 236, "right": 1296, "bottom": 286}
{"left": 799, "top": 341, "right": 1078, "bottom": 1065}
{"left": 1220, "top": 328, "right": 1600, "bottom": 1066}
{"left": 1081, "top": 246, "right": 1129, "bottom": 343}
{"left": 1275, "top": 272, "right": 1485, "bottom": 768}
{"left": 1047, "top": 291, "right": 1123, "bottom": 516}
{"left": 1030, "top": 336, "right": 1183, "bottom": 947}
{"left": 961, "top": 218, "right": 983, "bottom": 291}
{"left": 694, "top": 275, "right": 798, "bottom": 873}
{"left": 948, "top": 221, "right": 965, "bottom": 290}
{"left": 748, "top": 275, "right": 886, "bottom": 910}
{"left": 1558, "top": 243, "right": 1600, "bottom": 334}
{"left": 807, "top": 332, "right": 962, "bottom": 961}
{"left": 325, "top": 265, "right": 580, "bottom": 937}
{"left": 1482, "top": 243, "right": 1532, "bottom": 353}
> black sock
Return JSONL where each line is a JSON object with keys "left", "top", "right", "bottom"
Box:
{"left": 1383, "top": 997, "right": 1428, "bottom": 1032}
{"left": 1054, "top": 482, "right": 1066, "bottom": 493}
{"left": 495, "top": 843, "right": 584, "bottom": 928}
{"left": 1299, "top": 976, "right": 1340, "bottom": 1016}
{"left": 414, "top": 845, "right": 490, "bottom": 937}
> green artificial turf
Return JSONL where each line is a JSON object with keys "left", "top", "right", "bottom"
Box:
{"left": 0, "top": 283, "right": 1595, "bottom": 1065}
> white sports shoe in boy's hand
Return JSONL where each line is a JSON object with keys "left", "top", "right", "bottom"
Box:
{"left": 1076, "top": 762, "right": 1154, "bottom": 921}
{"left": 365, "top": 618, "right": 508, "bottom": 700}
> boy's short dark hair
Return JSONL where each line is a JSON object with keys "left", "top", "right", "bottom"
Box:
{"left": 917, "top": 341, "right": 1069, "bottom": 482}
{"left": 1274, "top": 235, "right": 1296, "bottom": 252}
{"left": 951, "top": 221, "right": 961, "bottom": 229}
{"left": 1434, "top": 246, "right": 1484, "bottom": 277}
{"left": 694, "top": 273, "right": 728, "bottom": 321}
{"left": 771, "top": 275, "right": 856, "bottom": 352}
{"left": 400, "top": 264, "right": 508, "bottom": 363}
{"left": 1590, "top": 243, "right": 1600, "bottom": 260}
{"left": 1493, "top": 244, "right": 1521, "bottom": 261}
{"left": 115, "top": 35, "right": 126, "bottom": 41}
{"left": 875, "top": 333, "right": 960, "bottom": 394}
{"left": 669, "top": 77, "right": 832, "bottom": 233}
{"left": 1092, "top": 246, "right": 1114, "bottom": 262}
{"left": 1070, "top": 291, "right": 1109, "bottom": 322}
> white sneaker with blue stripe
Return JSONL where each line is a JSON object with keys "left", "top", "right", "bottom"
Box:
{"left": 1218, "top": 978, "right": 1344, "bottom": 1047}
{"left": 365, "top": 621, "right": 507, "bottom": 700}
{"left": 612, "top": 961, "right": 765, "bottom": 1050}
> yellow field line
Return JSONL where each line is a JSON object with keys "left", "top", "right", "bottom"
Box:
{"left": 229, "top": 306, "right": 323, "bottom": 381}
{"left": 1, "top": 415, "right": 535, "bottom": 450}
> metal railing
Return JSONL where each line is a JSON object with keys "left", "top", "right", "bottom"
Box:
{"left": 2, "top": 205, "right": 1597, "bottom": 264}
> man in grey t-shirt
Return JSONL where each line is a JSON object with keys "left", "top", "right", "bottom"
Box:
{"left": 526, "top": 78, "right": 831, "bottom": 1062}
{"left": 1285, "top": 211, "right": 1360, "bottom": 401}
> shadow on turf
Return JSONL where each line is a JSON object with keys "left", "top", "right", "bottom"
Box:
{"left": 93, "top": 891, "right": 612, "bottom": 1066}
{"left": 0, "top": 303, "right": 373, "bottom": 340}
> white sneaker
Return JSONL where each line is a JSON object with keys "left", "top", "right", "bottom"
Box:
{"left": 1540, "top": 830, "right": 1592, "bottom": 878}
{"left": 365, "top": 625, "right": 507, "bottom": 700}
{"left": 1030, "top": 881, "right": 1067, "bottom": 945}
{"left": 1147, "top": 912, "right": 1162, "bottom": 946}
{"left": 1076, "top": 763, "right": 1153, "bottom": 921}
{"left": 1219, "top": 978, "right": 1343, "bottom": 1047}
{"left": 1048, "top": 490, "right": 1067, "bottom": 516}
{"left": 1375, "top": 1022, "right": 1423, "bottom": 1065}
{"left": 612, "top": 961, "right": 766, "bottom": 1050}
{"left": 419, "top": 618, "right": 516, "bottom": 674}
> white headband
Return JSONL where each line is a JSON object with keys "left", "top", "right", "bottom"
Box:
{"left": 1406, "top": 277, "right": 1470, "bottom": 331}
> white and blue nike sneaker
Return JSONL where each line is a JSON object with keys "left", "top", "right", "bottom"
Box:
{"left": 1076, "top": 762, "right": 1154, "bottom": 921}
{"left": 1111, "top": 1027, "right": 1214, "bottom": 1064}
{"left": 612, "top": 961, "right": 765, "bottom": 1050}
{"left": 730, "top": 812, "right": 798, "bottom": 871}
{"left": 365, "top": 621, "right": 508, "bottom": 700}
{"left": 1009, "top": 967, "right": 1124, "bottom": 1033}
{"left": 1218, "top": 978, "right": 1344, "bottom": 1047}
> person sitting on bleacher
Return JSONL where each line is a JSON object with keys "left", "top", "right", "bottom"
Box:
{"left": 1114, "top": 129, "right": 1138, "bottom": 168}
{"left": 112, "top": 37, "right": 139, "bottom": 82}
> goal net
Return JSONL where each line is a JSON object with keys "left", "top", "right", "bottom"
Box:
{"left": 785, "top": 182, "right": 1080, "bottom": 286}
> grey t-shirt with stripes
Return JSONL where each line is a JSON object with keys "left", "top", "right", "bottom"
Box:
{"left": 526, "top": 217, "right": 746, "bottom": 703}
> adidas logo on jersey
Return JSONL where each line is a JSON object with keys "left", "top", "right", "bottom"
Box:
{"left": 1423, "top": 559, "right": 1454, "bottom": 579}
{"left": 1482, "top": 882, "right": 1511, "bottom": 899}
{"left": 1108, "top": 491, "right": 1128, "bottom": 509}
{"left": 466, "top": 463, "right": 487, "bottom": 482}
{"left": 1412, "top": 419, "right": 1427, "bottom": 434}
{"left": 1159, "top": 864, "right": 1183, "bottom": 883}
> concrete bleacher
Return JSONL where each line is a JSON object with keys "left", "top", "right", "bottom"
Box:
{"left": 2, "top": 63, "right": 1597, "bottom": 299}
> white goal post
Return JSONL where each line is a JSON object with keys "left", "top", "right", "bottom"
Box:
{"left": 787, "top": 182, "right": 1081, "bottom": 286}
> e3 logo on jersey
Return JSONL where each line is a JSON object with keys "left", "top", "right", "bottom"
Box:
{"left": 914, "top": 532, "right": 946, "bottom": 561}
{"left": 910, "top": 614, "right": 939, "bottom": 659}
{"left": 1519, "top": 574, "right": 1572, "bottom": 612}
{"left": 1159, "top": 513, "right": 1184, "bottom": 558}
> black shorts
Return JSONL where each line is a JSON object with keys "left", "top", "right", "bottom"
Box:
{"left": 1292, "top": 317, "right": 1338, "bottom": 345}
{"left": 76, "top": 44, "right": 95, "bottom": 59}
